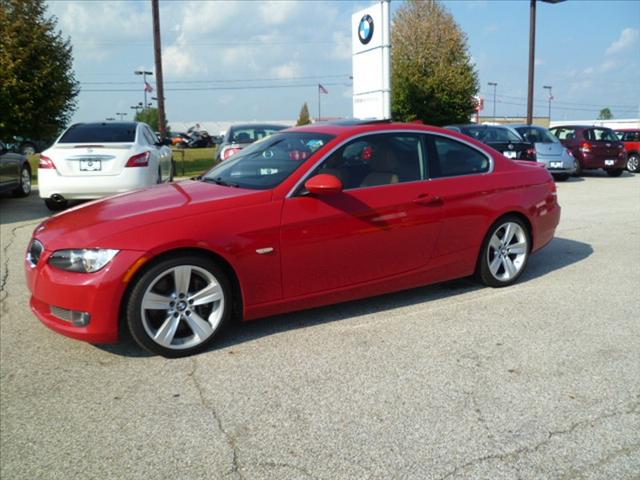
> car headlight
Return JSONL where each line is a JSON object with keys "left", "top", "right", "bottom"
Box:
{"left": 48, "top": 249, "right": 119, "bottom": 273}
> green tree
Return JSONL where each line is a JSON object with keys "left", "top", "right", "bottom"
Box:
{"left": 0, "top": 0, "right": 78, "bottom": 140}
{"left": 296, "top": 102, "right": 311, "bottom": 126}
{"left": 598, "top": 108, "right": 613, "bottom": 120}
{"left": 391, "top": 0, "right": 478, "bottom": 126}
{"left": 135, "top": 108, "right": 161, "bottom": 131}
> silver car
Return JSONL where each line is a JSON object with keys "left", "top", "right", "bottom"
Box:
{"left": 507, "top": 124, "right": 577, "bottom": 181}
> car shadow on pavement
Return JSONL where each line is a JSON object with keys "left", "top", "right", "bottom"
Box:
{"left": 95, "top": 237, "right": 592, "bottom": 358}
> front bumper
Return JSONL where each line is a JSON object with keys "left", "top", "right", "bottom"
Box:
{"left": 25, "top": 245, "right": 146, "bottom": 344}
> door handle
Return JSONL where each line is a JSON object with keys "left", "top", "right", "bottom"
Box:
{"left": 413, "top": 194, "right": 443, "bottom": 207}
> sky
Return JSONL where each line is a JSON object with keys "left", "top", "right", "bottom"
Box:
{"left": 45, "top": 0, "right": 640, "bottom": 125}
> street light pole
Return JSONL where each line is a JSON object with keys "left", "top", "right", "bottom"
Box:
{"left": 488, "top": 82, "right": 498, "bottom": 121}
{"left": 543, "top": 85, "right": 553, "bottom": 123}
{"left": 134, "top": 69, "right": 153, "bottom": 112}
{"left": 151, "top": 0, "right": 167, "bottom": 138}
{"left": 116, "top": 112, "right": 127, "bottom": 121}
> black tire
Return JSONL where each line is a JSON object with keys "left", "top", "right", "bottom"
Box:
{"left": 626, "top": 154, "right": 639, "bottom": 173}
{"left": 12, "top": 165, "right": 31, "bottom": 197}
{"left": 476, "top": 215, "right": 531, "bottom": 288}
{"left": 126, "top": 254, "right": 231, "bottom": 358}
{"left": 44, "top": 198, "right": 68, "bottom": 211}
{"left": 606, "top": 169, "right": 623, "bottom": 177}
{"left": 553, "top": 173, "right": 570, "bottom": 182}
{"left": 573, "top": 160, "right": 583, "bottom": 176}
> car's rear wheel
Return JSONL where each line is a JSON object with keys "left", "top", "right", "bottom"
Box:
{"left": 44, "top": 198, "right": 68, "bottom": 211}
{"left": 625, "top": 154, "right": 639, "bottom": 173}
{"left": 477, "top": 216, "right": 530, "bottom": 287}
{"left": 126, "top": 255, "right": 231, "bottom": 357}
{"left": 573, "top": 160, "right": 583, "bottom": 176}
{"left": 606, "top": 169, "right": 623, "bottom": 177}
{"left": 12, "top": 165, "right": 31, "bottom": 197}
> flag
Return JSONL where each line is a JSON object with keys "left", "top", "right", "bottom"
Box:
{"left": 144, "top": 81, "right": 153, "bottom": 93}
{"left": 318, "top": 84, "right": 328, "bottom": 95}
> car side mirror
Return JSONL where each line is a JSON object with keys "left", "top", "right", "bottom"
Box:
{"left": 304, "top": 174, "right": 343, "bottom": 196}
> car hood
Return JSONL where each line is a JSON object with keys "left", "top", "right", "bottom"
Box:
{"left": 34, "top": 180, "right": 271, "bottom": 250}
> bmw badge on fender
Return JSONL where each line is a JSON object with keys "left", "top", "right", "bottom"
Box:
{"left": 25, "top": 121, "right": 560, "bottom": 358}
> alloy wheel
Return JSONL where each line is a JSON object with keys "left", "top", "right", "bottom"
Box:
{"left": 140, "top": 265, "right": 225, "bottom": 350}
{"left": 627, "top": 154, "right": 639, "bottom": 173}
{"left": 486, "top": 222, "right": 529, "bottom": 282}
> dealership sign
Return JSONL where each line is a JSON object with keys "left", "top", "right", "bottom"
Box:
{"left": 352, "top": 1, "right": 391, "bottom": 120}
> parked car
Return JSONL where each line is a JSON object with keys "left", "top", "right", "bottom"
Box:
{"left": 445, "top": 124, "right": 536, "bottom": 161}
{"left": 7, "top": 136, "right": 51, "bottom": 156}
{"left": 216, "top": 123, "right": 287, "bottom": 161}
{"left": 549, "top": 125, "right": 627, "bottom": 176}
{"left": 171, "top": 132, "right": 191, "bottom": 148}
{"left": 0, "top": 140, "right": 31, "bottom": 197}
{"left": 25, "top": 121, "right": 561, "bottom": 357}
{"left": 614, "top": 129, "right": 640, "bottom": 173}
{"left": 38, "top": 122, "right": 173, "bottom": 211}
{"left": 507, "top": 124, "right": 577, "bottom": 181}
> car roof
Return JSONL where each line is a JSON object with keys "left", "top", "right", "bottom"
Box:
{"left": 550, "top": 125, "right": 613, "bottom": 130}
{"left": 229, "top": 123, "right": 288, "bottom": 130}
{"left": 68, "top": 122, "right": 140, "bottom": 129}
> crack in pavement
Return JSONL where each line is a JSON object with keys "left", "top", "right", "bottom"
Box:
{"left": 256, "top": 461, "right": 317, "bottom": 479}
{"left": 1, "top": 221, "right": 40, "bottom": 304}
{"left": 438, "top": 400, "right": 640, "bottom": 480}
{"left": 559, "top": 442, "right": 640, "bottom": 480}
{"left": 188, "top": 358, "right": 244, "bottom": 479}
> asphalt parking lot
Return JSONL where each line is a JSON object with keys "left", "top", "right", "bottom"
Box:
{"left": 1, "top": 172, "right": 639, "bottom": 480}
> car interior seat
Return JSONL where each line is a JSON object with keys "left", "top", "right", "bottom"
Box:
{"left": 360, "top": 148, "right": 400, "bottom": 187}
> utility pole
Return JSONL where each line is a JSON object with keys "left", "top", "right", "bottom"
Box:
{"left": 151, "top": 0, "right": 167, "bottom": 138}
{"left": 488, "top": 82, "right": 498, "bottom": 121}
{"left": 543, "top": 85, "right": 553, "bottom": 123}
{"left": 527, "top": 0, "right": 565, "bottom": 125}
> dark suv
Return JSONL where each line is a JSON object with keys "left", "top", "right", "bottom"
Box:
{"left": 549, "top": 125, "right": 627, "bottom": 176}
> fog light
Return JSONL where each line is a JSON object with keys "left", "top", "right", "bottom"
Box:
{"left": 50, "top": 306, "right": 91, "bottom": 326}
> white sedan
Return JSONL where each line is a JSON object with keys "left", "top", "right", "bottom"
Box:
{"left": 39, "top": 122, "right": 173, "bottom": 211}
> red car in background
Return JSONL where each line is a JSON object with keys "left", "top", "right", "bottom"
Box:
{"left": 549, "top": 125, "right": 627, "bottom": 176}
{"left": 614, "top": 129, "right": 640, "bottom": 173}
{"left": 25, "top": 121, "right": 561, "bottom": 357}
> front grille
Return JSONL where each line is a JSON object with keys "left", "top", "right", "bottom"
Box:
{"left": 27, "top": 239, "right": 44, "bottom": 267}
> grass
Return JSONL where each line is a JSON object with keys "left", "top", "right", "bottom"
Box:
{"left": 26, "top": 146, "right": 220, "bottom": 184}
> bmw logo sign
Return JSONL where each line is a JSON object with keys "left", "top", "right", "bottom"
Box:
{"left": 358, "top": 14, "right": 374, "bottom": 45}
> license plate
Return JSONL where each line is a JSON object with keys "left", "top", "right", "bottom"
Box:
{"left": 503, "top": 151, "right": 517, "bottom": 159}
{"left": 550, "top": 161, "right": 563, "bottom": 169}
{"left": 80, "top": 159, "right": 101, "bottom": 171}
{"left": 604, "top": 159, "right": 615, "bottom": 166}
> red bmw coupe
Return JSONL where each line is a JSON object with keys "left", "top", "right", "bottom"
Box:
{"left": 25, "top": 121, "right": 561, "bottom": 357}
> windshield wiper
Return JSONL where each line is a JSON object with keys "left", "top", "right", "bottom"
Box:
{"left": 202, "top": 176, "right": 240, "bottom": 188}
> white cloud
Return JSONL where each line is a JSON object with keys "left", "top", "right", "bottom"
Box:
{"left": 271, "top": 62, "right": 302, "bottom": 79}
{"left": 605, "top": 28, "right": 639, "bottom": 55}
{"left": 258, "top": 1, "right": 300, "bottom": 25}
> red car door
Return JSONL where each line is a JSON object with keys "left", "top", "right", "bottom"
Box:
{"left": 280, "top": 133, "right": 442, "bottom": 298}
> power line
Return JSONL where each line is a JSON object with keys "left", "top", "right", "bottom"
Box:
{"left": 80, "top": 81, "right": 350, "bottom": 93}
{"left": 81, "top": 74, "right": 351, "bottom": 85}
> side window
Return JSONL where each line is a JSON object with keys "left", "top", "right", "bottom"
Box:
{"left": 551, "top": 128, "right": 577, "bottom": 141}
{"left": 583, "top": 129, "right": 594, "bottom": 141}
{"left": 311, "top": 133, "right": 425, "bottom": 190}
{"left": 429, "top": 136, "right": 490, "bottom": 178}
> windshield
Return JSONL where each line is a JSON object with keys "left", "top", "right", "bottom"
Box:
{"left": 203, "top": 132, "right": 335, "bottom": 190}
{"left": 59, "top": 123, "right": 137, "bottom": 143}
{"left": 228, "top": 125, "right": 286, "bottom": 144}
{"left": 461, "top": 126, "right": 522, "bottom": 143}
{"left": 515, "top": 127, "right": 559, "bottom": 144}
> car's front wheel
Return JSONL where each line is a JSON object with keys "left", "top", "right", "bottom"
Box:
{"left": 12, "top": 165, "right": 31, "bottom": 197}
{"left": 126, "top": 255, "right": 231, "bottom": 357}
{"left": 477, "top": 216, "right": 530, "bottom": 287}
{"left": 625, "top": 154, "right": 639, "bottom": 173}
